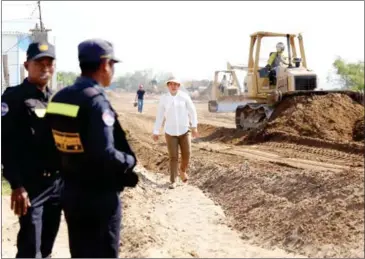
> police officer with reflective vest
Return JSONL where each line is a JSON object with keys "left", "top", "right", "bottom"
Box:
{"left": 1, "top": 42, "right": 63, "bottom": 258}
{"left": 45, "top": 39, "right": 139, "bottom": 258}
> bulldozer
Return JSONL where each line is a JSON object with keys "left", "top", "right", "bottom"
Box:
{"left": 208, "top": 31, "right": 364, "bottom": 130}
{"left": 208, "top": 62, "right": 251, "bottom": 113}
{"left": 208, "top": 68, "right": 245, "bottom": 112}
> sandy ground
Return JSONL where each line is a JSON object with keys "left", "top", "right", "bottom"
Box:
{"left": 1, "top": 92, "right": 364, "bottom": 258}
{"left": 1, "top": 199, "right": 70, "bottom": 258}
{"left": 1, "top": 167, "right": 303, "bottom": 258}
{"left": 119, "top": 166, "right": 304, "bottom": 258}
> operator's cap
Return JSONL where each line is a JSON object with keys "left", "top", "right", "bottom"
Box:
{"left": 26, "top": 42, "right": 56, "bottom": 61}
{"left": 78, "top": 39, "right": 121, "bottom": 63}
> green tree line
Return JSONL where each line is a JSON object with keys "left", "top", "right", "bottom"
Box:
{"left": 56, "top": 69, "right": 212, "bottom": 93}
{"left": 328, "top": 57, "right": 364, "bottom": 91}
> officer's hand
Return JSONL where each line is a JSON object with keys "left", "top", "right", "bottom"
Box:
{"left": 115, "top": 170, "right": 139, "bottom": 190}
{"left": 11, "top": 187, "right": 31, "bottom": 216}
{"left": 152, "top": 134, "right": 159, "bottom": 142}
{"left": 123, "top": 171, "right": 139, "bottom": 187}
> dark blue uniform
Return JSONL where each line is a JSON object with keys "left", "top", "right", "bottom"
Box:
{"left": 45, "top": 39, "right": 138, "bottom": 257}
{"left": 1, "top": 78, "right": 63, "bottom": 258}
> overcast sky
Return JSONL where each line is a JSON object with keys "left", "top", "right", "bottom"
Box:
{"left": 2, "top": 1, "right": 364, "bottom": 88}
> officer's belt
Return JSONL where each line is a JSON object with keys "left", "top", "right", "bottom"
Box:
{"left": 22, "top": 170, "right": 61, "bottom": 183}
{"left": 41, "top": 170, "right": 61, "bottom": 179}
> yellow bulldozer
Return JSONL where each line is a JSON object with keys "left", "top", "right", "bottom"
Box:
{"left": 208, "top": 31, "right": 364, "bottom": 130}
{"left": 208, "top": 68, "right": 244, "bottom": 112}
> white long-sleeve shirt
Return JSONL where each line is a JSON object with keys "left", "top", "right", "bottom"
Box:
{"left": 153, "top": 90, "right": 198, "bottom": 136}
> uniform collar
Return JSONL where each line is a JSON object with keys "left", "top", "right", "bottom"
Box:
{"left": 75, "top": 76, "right": 108, "bottom": 99}
{"left": 21, "top": 78, "right": 52, "bottom": 99}
{"left": 75, "top": 76, "right": 99, "bottom": 86}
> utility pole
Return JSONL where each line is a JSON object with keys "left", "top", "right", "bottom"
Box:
{"left": 28, "top": 1, "right": 56, "bottom": 90}
{"left": 37, "top": 0, "right": 44, "bottom": 32}
{"left": 30, "top": 1, "right": 51, "bottom": 42}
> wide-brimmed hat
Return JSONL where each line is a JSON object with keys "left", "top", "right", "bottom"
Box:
{"left": 166, "top": 77, "right": 181, "bottom": 86}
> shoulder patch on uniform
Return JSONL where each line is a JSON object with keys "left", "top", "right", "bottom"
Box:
{"left": 102, "top": 109, "right": 115, "bottom": 126}
{"left": 1, "top": 102, "right": 9, "bottom": 116}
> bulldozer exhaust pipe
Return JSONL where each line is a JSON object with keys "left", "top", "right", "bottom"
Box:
{"left": 286, "top": 34, "right": 293, "bottom": 68}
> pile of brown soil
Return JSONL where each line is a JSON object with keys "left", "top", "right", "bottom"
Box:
{"left": 197, "top": 94, "right": 365, "bottom": 153}
{"left": 263, "top": 93, "right": 364, "bottom": 143}
{"left": 127, "top": 134, "right": 365, "bottom": 258}
{"left": 198, "top": 124, "right": 246, "bottom": 144}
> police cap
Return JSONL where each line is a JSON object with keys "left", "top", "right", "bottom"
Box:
{"left": 78, "top": 39, "right": 121, "bottom": 63}
{"left": 26, "top": 42, "right": 56, "bottom": 61}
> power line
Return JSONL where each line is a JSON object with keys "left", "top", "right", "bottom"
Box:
{"left": 2, "top": 3, "right": 38, "bottom": 24}
{"left": 3, "top": 20, "right": 38, "bottom": 24}
{"left": 2, "top": 3, "right": 35, "bottom": 7}
{"left": 30, "top": 2, "right": 38, "bottom": 18}
{"left": 2, "top": 2, "right": 41, "bottom": 54}
{"left": 2, "top": 1, "right": 50, "bottom": 54}
{"left": 2, "top": 35, "right": 31, "bottom": 54}
{"left": 3, "top": 17, "right": 37, "bottom": 22}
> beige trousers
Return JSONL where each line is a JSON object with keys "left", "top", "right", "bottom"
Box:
{"left": 165, "top": 130, "right": 191, "bottom": 183}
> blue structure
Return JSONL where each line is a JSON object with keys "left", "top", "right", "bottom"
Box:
{"left": 18, "top": 35, "right": 32, "bottom": 52}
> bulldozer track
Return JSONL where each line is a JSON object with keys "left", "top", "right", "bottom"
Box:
{"left": 254, "top": 142, "right": 363, "bottom": 165}
{"left": 195, "top": 142, "right": 361, "bottom": 173}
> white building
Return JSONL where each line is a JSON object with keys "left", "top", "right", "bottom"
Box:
{"left": 1, "top": 30, "right": 57, "bottom": 92}
{"left": 1, "top": 31, "right": 30, "bottom": 88}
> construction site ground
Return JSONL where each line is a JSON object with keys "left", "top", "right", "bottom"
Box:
{"left": 2, "top": 92, "right": 364, "bottom": 258}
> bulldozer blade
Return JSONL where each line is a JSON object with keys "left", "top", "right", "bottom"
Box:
{"left": 280, "top": 90, "right": 365, "bottom": 106}
{"left": 209, "top": 100, "right": 251, "bottom": 113}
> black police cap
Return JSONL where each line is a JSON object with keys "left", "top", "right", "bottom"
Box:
{"left": 26, "top": 42, "right": 55, "bottom": 61}
{"left": 78, "top": 39, "right": 121, "bottom": 63}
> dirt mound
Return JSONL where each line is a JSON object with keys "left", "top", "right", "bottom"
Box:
{"left": 127, "top": 133, "right": 365, "bottom": 258}
{"left": 114, "top": 97, "right": 365, "bottom": 258}
{"left": 353, "top": 119, "right": 365, "bottom": 141}
{"left": 197, "top": 94, "right": 365, "bottom": 152}
{"left": 264, "top": 93, "right": 364, "bottom": 142}
{"left": 198, "top": 124, "right": 246, "bottom": 144}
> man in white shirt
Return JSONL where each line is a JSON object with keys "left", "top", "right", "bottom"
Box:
{"left": 152, "top": 77, "right": 199, "bottom": 189}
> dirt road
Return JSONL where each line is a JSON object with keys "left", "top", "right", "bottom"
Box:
{"left": 2, "top": 92, "right": 363, "bottom": 258}
{"left": 112, "top": 92, "right": 364, "bottom": 258}
{"left": 119, "top": 166, "right": 304, "bottom": 258}
{"left": 1, "top": 167, "right": 302, "bottom": 258}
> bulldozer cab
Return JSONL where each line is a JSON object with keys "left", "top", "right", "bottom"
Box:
{"left": 245, "top": 31, "right": 313, "bottom": 99}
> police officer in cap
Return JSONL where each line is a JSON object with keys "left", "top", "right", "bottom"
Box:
{"left": 45, "top": 39, "right": 139, "bottom": 258}
{"left": 1, "top": 42, "right": 63, "bottom": 258}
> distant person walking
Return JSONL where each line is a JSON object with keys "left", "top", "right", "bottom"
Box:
{"left": 135, "top": 84, "right": 146, "bottom": 113}
{"left": 152, "top": 77, "right": 199, "bottom": 189}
